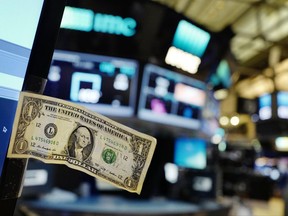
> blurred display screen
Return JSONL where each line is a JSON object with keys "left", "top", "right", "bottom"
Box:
{"left": 172, "top": 20, "right": 210, "bottom": 58}
{"left": 174, "top": 138, "right": 207, "bottom": 170}
{"left": 258, "top": 94, "right": 272, "bottom": 120}
{"left": 138, "top": 64, "right": 206, "bottom": 129}
{"left": 209, "top": 59, "right": 231, "bottom": 89}
{"left": 0, "top": 0, "right": 44, "bottom": 177}
{"left": 95, "top": 179, "right": 122, "bottom": 192}
{"left": 60, "top": 6, "right": 137, "bottom": 37}
{"left": 192, "top": 176, "right": 212, "bottom": 192}
{"left": 237, "top": 97, "right": 257, "bottom": 115}
{"left": 55, "top": 0, "right": 143, "bottom": 61}
{"left": 21, "top": 161, "right": 55, "bottom": 197}
{"left": 44, "top": 50, "right": 138, "bottom": 117}
{"left": 24, "top": 169, "right": 48, "bottom": 187}
{"left": 275, "top": 137, "right": 288, "bottom": 152}
{"left": 254, "top": 157, "right": 280, "bottom": 181}
{"left": 166, "top": 20, "right": 211, "bottom": 74}
{"left": 277, "top": 91, "right": 288, "bottom": 119}
{"left": 201, "top": 91, "right": 219, "bottom": 136}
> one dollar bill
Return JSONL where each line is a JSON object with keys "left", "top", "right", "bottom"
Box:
{"left": 7, "top": 92, "right": 157, "bottom": 194}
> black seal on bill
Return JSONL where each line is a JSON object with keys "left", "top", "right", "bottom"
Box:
{"left": 44, "top": 123, "right": 58, "bottom": 139}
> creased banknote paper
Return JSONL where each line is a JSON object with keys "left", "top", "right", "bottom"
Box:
{"left": 7, "top": 92, "right": 157, "bottom": 194}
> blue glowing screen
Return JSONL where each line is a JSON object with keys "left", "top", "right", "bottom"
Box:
{"left": 277, "top": 91, "right": 288, "bottom": 119}
{"left": 174, "top": 138, "right": 207, "bottom": 170}
{"left": 210, "top": 60, "right": 231, "bottom": 88}
{"left": 60, "top": 6, "right": 137, "bottom": 37}
{"left": 277, "top": 92, "right": 288, "bottom": 106}
{"left": 172, "top": 20, "right": 211, "bottom": 57}
{"left": 259, "top": 94, "right": 271, "bottom": 108}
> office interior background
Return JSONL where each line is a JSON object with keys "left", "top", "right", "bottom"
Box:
{"left": 10, "top": 0, "right": 288, "bottom": 215}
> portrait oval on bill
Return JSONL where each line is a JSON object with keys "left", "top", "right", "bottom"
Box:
{"left": 67, "top": 125, "right": 94, "bottom": 162}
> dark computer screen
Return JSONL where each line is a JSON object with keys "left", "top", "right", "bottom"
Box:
{"left": 0, "top": 0, "right": 45, "bottom": 177}
{"left": 22, "top": 160, "right": 55, "bottom": 198}
{"left": 138, "top": 64, "right": 206, "bottom": 130}
{"left": 171, "top": 168, "right": 218, "bottom": 202}
{"left": 44, "top": 50, "right": 139, "bottom": 117}
{"left": 174, "top": 138, "right": 207, "bottom": 170}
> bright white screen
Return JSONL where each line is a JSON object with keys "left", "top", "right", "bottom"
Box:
{"left": 0, "top": 0, "right": 44, "bottom": 99}
{"left": 0, "top": 0, "right": 44, "bottom": 49}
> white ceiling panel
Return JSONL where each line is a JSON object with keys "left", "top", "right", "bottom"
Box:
{"left": 275, "top": 72, "right": 288, "bottom": 91}
{"left": 184, "top": 0, "right": 251, "bottom": 31}
{"left": 232, "top": 7, "right": 259, "bottom": 36}
{"left": 235, "top": 75, "right": 274, "bottom": 98}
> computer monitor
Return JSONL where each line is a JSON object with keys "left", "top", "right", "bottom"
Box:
{"left": 169, "top": 168, "right": 218, "bottom": 202}
{"left": 208, "top": 59, "right": 232, "bottom": 90}
{"left": 174, "top": 137, "right": 207, "bottom": 170}
{"left": 21, "top": 160, "right": 55, "bottom": 198}
{"left": 138, "top": 64, "right": 207, "bottom": 130}
{"left": 44, "top": 50, "right": 139, "bottom": 117}
{"left": 188, "top": 170, "right": 218, "bottom": 201}
{"left": 258, "top": 93, "right": 272, "bottom": 120}
{"left": 0, "top": 0, "right": 65, "bottom": 212}
{"left": 0, "top": 0, "right": 44, "bottom": 177}
{"left": 277, "top": 91, "right": 288, "bottom": 119}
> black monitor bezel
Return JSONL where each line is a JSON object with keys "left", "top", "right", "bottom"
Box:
{"left": 23, "top": 0, "right": 67, "bottom": 91}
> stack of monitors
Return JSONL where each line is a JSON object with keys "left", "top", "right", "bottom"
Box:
{"left": 138, "top": 64, "right": 207, "bottom": 130}
{"left": 257, "top": 91, "right": 288, "bottom": 120}
{"left": 277, "top": 91, "right": 288, "bottom": 119}
{"left": 44, "top": 50, "right": 139, "bottom": 117}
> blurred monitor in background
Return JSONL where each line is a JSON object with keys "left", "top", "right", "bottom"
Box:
{"left": 174, "top": 137, "right": 207, "bottom": 170}
{"left": 45, "top": 50, "right": 139, "bottom": 117}
{"left": 138, "top": 64, "right": 206, "bottom": 130}
{"left": 21, "top": 160, "right": 55, "bottom": 198}
{"left": 164, "top": 167, "right": 219, "bottom": 202}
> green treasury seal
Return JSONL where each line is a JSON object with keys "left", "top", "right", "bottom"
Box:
{"left": 102, "top": 148, "right": 116, "bottom": 164}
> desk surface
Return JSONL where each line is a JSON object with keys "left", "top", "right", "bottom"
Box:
{"left": 20, "top": 195, "right": 231, "bottom": 216}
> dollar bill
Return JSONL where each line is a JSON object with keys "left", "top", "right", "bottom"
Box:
{"left": 7, "top": 92, "right": 157, "bottom": 194}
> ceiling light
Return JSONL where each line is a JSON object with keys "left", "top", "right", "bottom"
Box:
{"left": 219, "top": 116, "right": 229, "bottom": 126}
{"left": 214, "top": 88, "right": 228, "bottom": 100}
{"left": 230, "top": 116, "right": 240, "bottom": 126}
{"left": 275, "top": 58, "right": 288, "bottom": 74}
{"left": 211, "top": 134, "right": 222, "bottom": 144}
{"left": 218, "top": 141, "right": 227, "bottom": 152}
{"left": 236, "top": 76, "right": 274, "bottom": 98}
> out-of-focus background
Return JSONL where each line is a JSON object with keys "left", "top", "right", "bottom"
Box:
{"left": 11, "top": 0, "right": 288, "bottom": 215}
